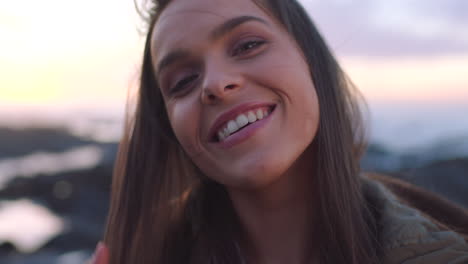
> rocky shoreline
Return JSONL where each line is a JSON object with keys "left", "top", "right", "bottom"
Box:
{"left": 0, "top": 127, "right": 467, "bottom": 263}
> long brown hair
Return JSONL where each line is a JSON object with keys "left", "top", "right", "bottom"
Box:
{"left": 104, "top": 0, "right": 380, "bottom": 263}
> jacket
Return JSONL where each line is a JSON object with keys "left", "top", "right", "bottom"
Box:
{"left": 363, "top": 173, "right": 468, "bottom": 263}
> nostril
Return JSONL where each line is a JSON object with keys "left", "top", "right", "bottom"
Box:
{"left": 225, "top": 84, "right": 236, "bottom": 90}
{"left": 208, "top": 94, "right": 216, "bottom": 100}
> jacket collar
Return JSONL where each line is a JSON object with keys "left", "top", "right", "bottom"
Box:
{"left": 362, "top": 176, "right": 468, "bottom": 263}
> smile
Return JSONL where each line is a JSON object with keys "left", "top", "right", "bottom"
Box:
{"left": 217, "top": 106, "right": 273, "bottom": 141}
{"left": 209, "top": 102, "right": 276, "bottom": 148}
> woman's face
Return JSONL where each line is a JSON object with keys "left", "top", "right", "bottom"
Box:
{"left": 151, "top": 0, "right": 319, "bottom": 189}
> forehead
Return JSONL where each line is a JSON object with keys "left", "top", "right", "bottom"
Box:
{"left": 151, "top": 0, "right": 271, "bottom": 58}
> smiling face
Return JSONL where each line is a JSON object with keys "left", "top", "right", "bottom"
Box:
{"left": 151, "top": 0, "right": 319, "bottom": 189}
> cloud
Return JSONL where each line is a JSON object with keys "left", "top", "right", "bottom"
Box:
{"left": 418, "top": 0, "right": 468, "bottom": 24}
{"left": 300, "top": 0, "right": 468, "bottom": 57}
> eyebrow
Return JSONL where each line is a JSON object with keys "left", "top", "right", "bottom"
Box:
{"left": 210, "top": 15, "right": 268, "bottom": 41}
{"left": 156, "top": 15, "right": 268, "bottom": 75}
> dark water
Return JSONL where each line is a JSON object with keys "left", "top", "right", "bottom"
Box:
{"left": 0, "top": 123, "right": 467, "bottom": 263}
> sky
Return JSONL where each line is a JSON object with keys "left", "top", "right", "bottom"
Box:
{"left": 1, "top": 0, "right": 467, "bottom": 253}
{"left": 0, "top": 0, "right": 467, "bottom": 117}
{"left": 304, "top": 0, "right": 468, "bottom": 103}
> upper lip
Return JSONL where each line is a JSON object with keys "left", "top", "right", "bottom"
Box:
{"left": 208, "top": 102, "right": 276, "bottom": 142}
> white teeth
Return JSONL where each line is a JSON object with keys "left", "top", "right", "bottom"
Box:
{"left": 218, "top": 131, "right": 225, "bottom": 141}
{"left": 227, "top": 120, "right": 239, "bottom": 134}
{"left": 247, "top": 111, "right": 257, "bottom": 123}
{"left": 217, "top": 107, "right": 273, "bottom": 141}
{"left": 235, "top": 114, "right": 249, "bottom": 128}
{"left": 256, "top": 109, "right": 264, "bottom": 120}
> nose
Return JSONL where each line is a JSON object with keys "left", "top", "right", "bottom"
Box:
{"left": 200, "top": 62, "right": 242, "bottom": 104}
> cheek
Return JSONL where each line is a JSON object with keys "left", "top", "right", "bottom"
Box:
{"left": 290, "top": 76, "right": 320, "bottom": 139}
{"left": 298, "top": 90, "right": 320, "bottom": 139}
{"left": 245, "top": 46, "right": 320, "bottom": 145}
{"left": 167, "top": 100, "right": 203, "bottom": 157}
{"left": 270, "top": 63, "right": 320, "bottom": 143}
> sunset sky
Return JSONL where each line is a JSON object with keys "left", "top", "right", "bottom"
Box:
{"left": 1, "top": 1, "right": 467, "bottom": 254}
{"left": 1, "top": 0, "right": 467, "bottom": 115}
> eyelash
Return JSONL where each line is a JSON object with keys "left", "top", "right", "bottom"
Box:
{"left": 169, "top": 39, "right": 267, "bottom": 95}
{"left": 171, "top": 74, "right": 199, "bottom": 94}
{"left": 232, "top": 39, "right": 266, "bottom": 56}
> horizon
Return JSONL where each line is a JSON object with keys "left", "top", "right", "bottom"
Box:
{"left": 1, "top": 0, "right": 467, "bottom": 114}
{"left": 1, "top": 1, "right": 467, "bottom": 260}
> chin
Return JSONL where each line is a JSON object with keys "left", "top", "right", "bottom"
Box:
{"left": 214, "top": 153, "right": 296, "bottom": 191}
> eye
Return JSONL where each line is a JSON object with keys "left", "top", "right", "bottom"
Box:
{"left": 171, "top": 74, "right": 199, "bottom": 94}
{"left": 232, "top": 39, "right": 266, "bottom": 57}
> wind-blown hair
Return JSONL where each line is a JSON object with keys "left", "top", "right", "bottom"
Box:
{"left": 104, "top": 0, "right": 380, "bottom": 263}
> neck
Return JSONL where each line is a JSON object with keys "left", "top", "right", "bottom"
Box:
{"left": 227, "top": 151, "right": 316, "bottom": 264}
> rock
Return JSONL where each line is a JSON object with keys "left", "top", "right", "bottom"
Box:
{"left": 394, "top": 158, "right": 468, "bottom": 208}
{"left": 0, "top": 127, "right": 93, "bottom": 159}
{"left": 0, "top": 242, "right": 18, "bottom": 255}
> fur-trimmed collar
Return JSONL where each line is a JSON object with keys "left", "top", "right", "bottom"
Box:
{"left": 362, "top": 176, "right": 468, "bottom": 263}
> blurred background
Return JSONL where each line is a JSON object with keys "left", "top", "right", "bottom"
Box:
{"left": 0, "top": 0, "right": 467, "bottom": 263}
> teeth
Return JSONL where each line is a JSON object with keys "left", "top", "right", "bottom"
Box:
{"left": 218, "top": 130, "right": 226, "bottom": 141}
{"left": 227, "top": 120, "right": 239, "bottom": 134}
{"left": 256, "top": 109, "right": 264, "bottom": 120}
{"left": 235, "top": 114, "right": 249, "bottom": 128}
{"left": 247, "top": 111, "right": 256, "bottom": 123}
{"left": 217, "top": 107, "right": 272, "bottom": 141}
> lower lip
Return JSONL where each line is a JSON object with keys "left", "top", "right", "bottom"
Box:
{"left": 215, "top": 108, "right": 275, "bottom": 149}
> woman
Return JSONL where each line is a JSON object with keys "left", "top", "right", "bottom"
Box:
{"left": 90, "top": 0, "right": 468, "bottom": 263}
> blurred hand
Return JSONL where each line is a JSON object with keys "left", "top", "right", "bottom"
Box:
{"left": 87, "top": 242, "right": 109, "bottom": 264}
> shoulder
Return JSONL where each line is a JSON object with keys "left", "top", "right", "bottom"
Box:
{"left": 361, "top": 174, "right": 468, "bottom": 264}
